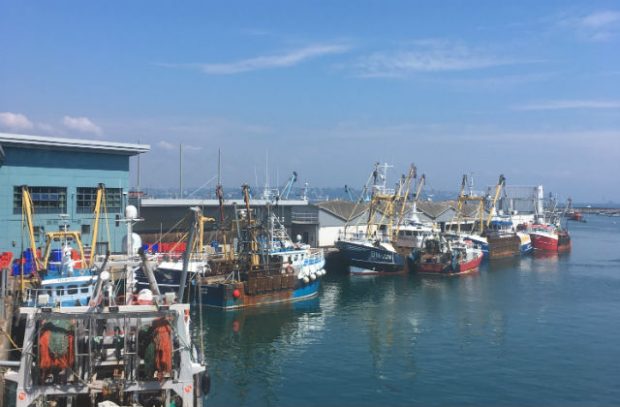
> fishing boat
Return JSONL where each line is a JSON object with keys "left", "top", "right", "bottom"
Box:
{"left": 564, "top": 198, "right": 584, "bottom": 222}
{"left": 199, "top": 185, "right": 326, "bottom": 309}
{"left": 392, "top": 172, "right": 441, "bottom": 266}
{"left": 410, "top": 234, "right": 483, "bottom": 275}
{"left": 488, "top": 217, "right": 533, "bottom": 255}
{"left": 529, "top": 223, "right": 571, "bottom": 252}
{"left": 335, "top": 237, "right": 404, "bottom": 275}
{"left": 7, "top": 206, "right": 210, "bottom": 406}
{"left": 17, "top": 185, "right": 112, "bottom": 307}
{"left": 135, "top": 213, "right": 217, "bottom": 295}
{"left": 336, "top": 163, "right": 415, "bottom": 275}
{"left": 528, "top": 194, "right": 572, "bottom": 252}
{"left": 449, "top": 174, "right": 522, "bottom": 259}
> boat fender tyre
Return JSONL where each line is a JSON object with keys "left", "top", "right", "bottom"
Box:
{"left": 451, "top": 252, "right": 458, "bottom": 271}
{"left": 194, "top": 371, "right": 211, "bottom": 397}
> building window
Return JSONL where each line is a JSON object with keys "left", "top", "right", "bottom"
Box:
{"left": 76, "top": 187, "right": 123, "bottom": 213}
{"left": 13, "top": 186, "right": 67, "bottom": 214}
{"left": 81, "top": 224, "right": 91, "bottom": 235}
{"left": 33, "top": 226, "right": 45, "bottom": 240}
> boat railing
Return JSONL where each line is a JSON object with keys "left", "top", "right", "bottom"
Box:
{"left": 304, "top": 248, "right": 325, "bottom": 264}
{"left": 24, "top": 285, "right": 92, "bottom": 308}
{"left": 338, "top": 230, "right": 392, "bottom": 243}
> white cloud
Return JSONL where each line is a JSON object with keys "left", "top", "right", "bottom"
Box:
{"left": 514, "top": 99, "right": 620, "bottom": 111}
{"left": 353, "top": 40, "right": 525, "bottom": 78}
{"left": 157, "top": 140, "right": 202, "bottom": 152}
{"left": 62, "top": 116, "right": 103, "bottom": 135}
{"left": 161, "top": 43, "right": 351, "bottom": 75}
{"left": 183, "top": 145, "right": 202, "bottom": 152}
{"left": 558, "top": 10, "right": 620, "bottom": 41}
{"left": 158, "top": 140, "right": 176, "bottom": 151}
{"left": 580, "top": 10, "right": 620, "bottom": 29}
{"left": 0, "top": 112, "right": 34, "bottom": 130}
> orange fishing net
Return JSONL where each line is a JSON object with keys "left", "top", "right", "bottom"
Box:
{"left": 39, "top": 326, "right": 74, "bottom": 370}
{"left": 152, "top": 318, "right": 173, "bottom": 380}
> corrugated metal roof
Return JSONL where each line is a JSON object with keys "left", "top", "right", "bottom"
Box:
{"left": 0, "top": 132, "right": 150, "bottom": 155}
{"left": 315, "top": 200, "right": 369, "bottom": 221}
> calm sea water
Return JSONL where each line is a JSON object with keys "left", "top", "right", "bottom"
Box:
{"left": 199, "top": 215, "right": 620, "bottom": 406}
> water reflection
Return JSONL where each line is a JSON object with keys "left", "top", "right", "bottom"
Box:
{"left": 197, "top": 297, "right": 326, "bottom": 407}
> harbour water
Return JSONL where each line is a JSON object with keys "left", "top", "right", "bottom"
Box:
{"left": 200, "top": 215, "right": 620, "bottom": 406}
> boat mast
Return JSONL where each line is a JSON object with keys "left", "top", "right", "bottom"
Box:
{"left": 178, "top": 207, "right": 199, "bottom": 302}
{"left": 179, "top": 143, "right": 183, "bottom": 198}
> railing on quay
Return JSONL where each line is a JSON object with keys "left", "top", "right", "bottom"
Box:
{"left": 291, "top": 212, "right": 319, "bottom": 224}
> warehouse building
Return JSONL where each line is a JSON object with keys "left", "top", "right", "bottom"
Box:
{"left": 0, "top": 133, "right": 149, "bottom": 257}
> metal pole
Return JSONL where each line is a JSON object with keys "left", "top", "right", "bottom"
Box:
{"left": 179, "top": 143, "right": 183, "bottom": 198}
{"left": 137, "top": 138, "right": 141, "bottom": 191}
{"left": 177, "top": 208, "right": 198, "bottom": 302}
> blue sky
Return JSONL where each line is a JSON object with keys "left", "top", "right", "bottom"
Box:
{"left": 1, "top": 1, "right": 619, "bottom": 201}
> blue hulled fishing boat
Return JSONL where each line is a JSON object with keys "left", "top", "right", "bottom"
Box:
{"left": 336, "top": 163, "right": 415, "bottom": 275}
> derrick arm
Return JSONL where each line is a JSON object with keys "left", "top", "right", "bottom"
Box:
{"left": 281, "top": 171, "right": 298, "bottom": 200}
{"left": 454, "top": 175, "right": 467, "bottom": 233}
{"left": 485, "top": 174, "right": 506, "bottom": 228}
{"left": 21, "top": 186, "right": 41, "bottom": 271}
{"left": 414, "top": 174, "right": 426, "bottom": 204}
{"left": 89, "top": 183, "right": 105, "bottom": 267}
{"left": 394, "top": 165, "right": 416, "bottom": 239}
{"left": 242, "top": 184, "right": 259, "bottom": 267}
{"left": 197, "top": 215, "right": 216, "bottom": 253}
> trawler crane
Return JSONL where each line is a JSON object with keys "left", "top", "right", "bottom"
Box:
{"left": 280, "top": 171, "right": 298, "bottom": 199}
{"left": 485, "top": 174, "right": 506, "bottom": 228}
{"left": 453, "top": 174, "right": 486, "bottom": 234}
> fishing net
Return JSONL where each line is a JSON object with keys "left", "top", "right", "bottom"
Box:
{"left": 39, "top": 320, "right": 75, "bottom": 369}
{"left": 142, "top": 318, "right": 173, "bottom": 381}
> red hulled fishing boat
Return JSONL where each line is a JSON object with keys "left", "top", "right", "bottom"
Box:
{"left": 528, "top": 224, "right": 571, "bottom": 252}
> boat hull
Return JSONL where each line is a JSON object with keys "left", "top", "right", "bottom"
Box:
{"left": 201, "top": 279, "right": 320, "bottom": 310}
{"left": 530, "top": 232, "right": 558, "bottom": 251}
{"left": 486, "top": 233, "right": 521, "bottom": 259}
{"left": 336, "top": 240, "right": 405, "bottom": 275}
{"left": 416, "top": 252, "right": 483, "bottom": 275}
{"left": 530, "top": 230, "right": 571, "bottom": 252}
{"left": 518, "top": 232, "right": 533, "bottom": 254}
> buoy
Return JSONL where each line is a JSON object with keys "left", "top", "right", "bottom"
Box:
{"left": 310, "top": 274, "right": 316, "bottom": 281}
{"left": 303, "top": 277, "right": 310, "bottom": 284}
{"left": 297, "top": 273, "right": 304, "bottom": 280}
{"left": 232, "top": 289, "right": 241, "bottom": 299}
{"left": 136, "top": 289, "right": 153, "bottom": 305}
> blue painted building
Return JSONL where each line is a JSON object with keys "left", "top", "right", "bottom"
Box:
{"left": 0, "top": 133, "right": 149, "bottom": 257}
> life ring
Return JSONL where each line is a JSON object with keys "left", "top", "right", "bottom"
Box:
{"left": 285, "top": 264, "right": 294, "bottom": 274}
